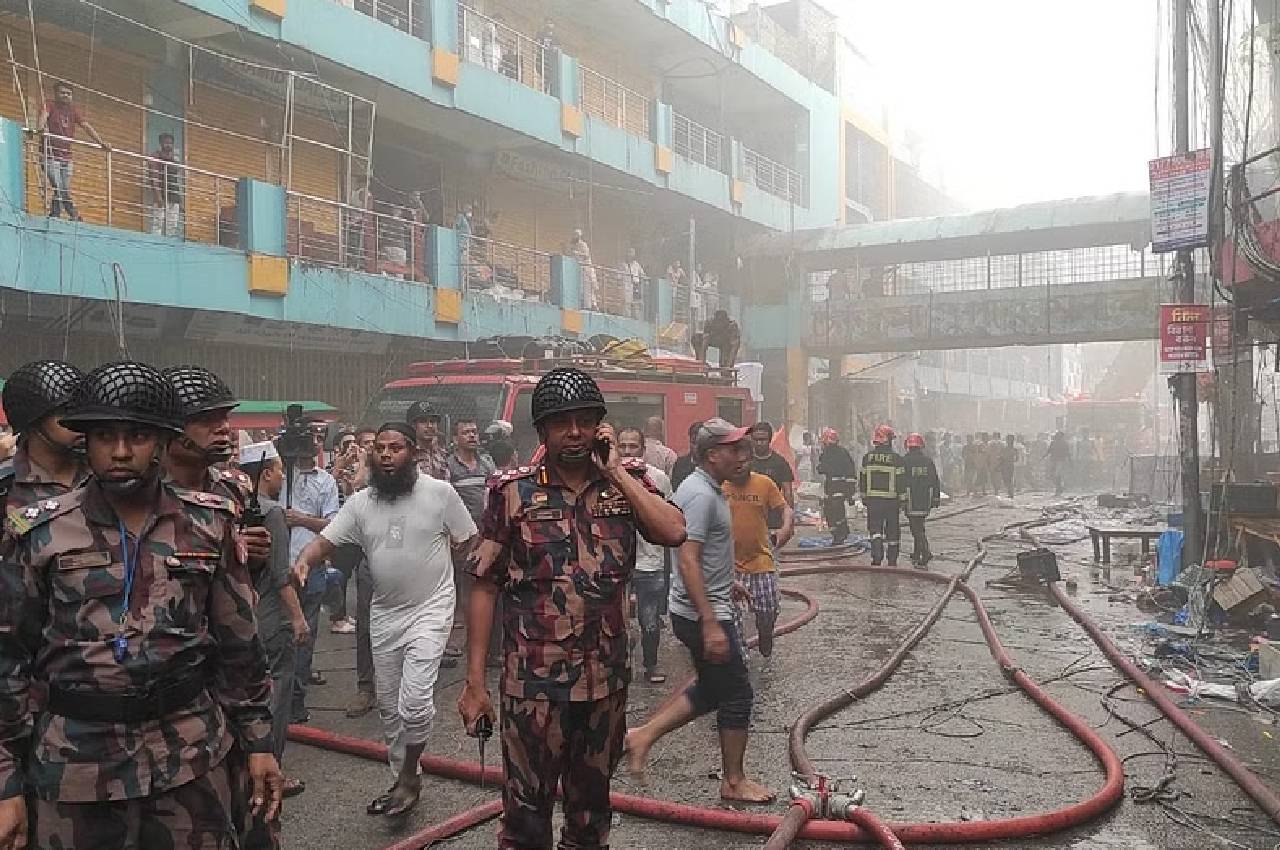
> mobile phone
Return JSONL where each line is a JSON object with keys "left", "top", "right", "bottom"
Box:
{"left": 593, "top": 437, "right": 611, "bottom": 464}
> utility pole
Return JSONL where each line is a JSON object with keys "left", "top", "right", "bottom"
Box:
{"left": 1174, "top": 0, "right": 1205, "bottom": 565}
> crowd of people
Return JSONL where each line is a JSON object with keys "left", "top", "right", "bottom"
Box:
{"left": 0, "top": 358, "right": 828, "bottom": 849}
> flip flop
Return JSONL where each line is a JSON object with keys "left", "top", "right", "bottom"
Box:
{"left": 646, "top": 671, "right": 667, "bottom": 684}
{"left": 366, "top": 787, "right": 397, "bottom": 816}
{"left": 282, "top": 778, "right": 306, "bottom": 798}
{"left": 383, "top": 784, "right": 421, "bottom": 817}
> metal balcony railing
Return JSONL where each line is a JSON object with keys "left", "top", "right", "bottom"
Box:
{"left": 462, "top": 235, "right": 552, "bottom": 300}
{"left": 457, "top": 5, "right": 552, "bottom": 93}
{"left": 337, "top": 0, "right": 427, "bottom": 39}
{"left": 23, "top": 132, "right": 239, "bottom": 245}
{"left": 580, "top": 262, "right": 647, "bottom": 319}
{"left": 740, "top": 145, "right": 803, "bottom": 204}
{"left": 286, "top": 191, "right": 429, "bottom": 281}
{"left": 580, "top": 66, "right": 651, "bottom": 137}
{"left": 672, "top": 112, "right": 726, "bottom": 172}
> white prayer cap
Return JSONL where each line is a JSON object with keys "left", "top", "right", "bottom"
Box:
{"left": 238, "top": 441, "right": 279, "bottom": 465}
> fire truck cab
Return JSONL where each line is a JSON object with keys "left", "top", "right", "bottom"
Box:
{"left": 367, "top": 353, "right": 757, "bottom": 463}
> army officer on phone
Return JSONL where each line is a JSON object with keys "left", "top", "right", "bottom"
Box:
{"left": 458, "top": 367, "right": 686, "bottom": 850}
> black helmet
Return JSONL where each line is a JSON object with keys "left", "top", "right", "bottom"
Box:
{"left": 163, "top": 365, "right": 238, "bottom": 421}
{"left": 61, "top": 361, "right": 182, "bottom": 433}
{"left": 406, "top": 400, "right": 440, "bottom": 424}
{"left": 3, "top": 360, "right": 85, "bottom": 433}
{"left": 531, "top": 368, "right": 606, "bottom": 426}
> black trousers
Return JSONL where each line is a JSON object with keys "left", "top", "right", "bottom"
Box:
{"left": 866, "top": 498, "right": 901, "bottom": 565}
{"left": 907, "top": 514, "right": 930, "bottom": 564}
{"left": 823, "top": 494, "right": 850, "bottom": 543}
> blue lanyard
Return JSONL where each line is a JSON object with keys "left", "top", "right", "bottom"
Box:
{"left": 117, "top": 519, "right": 139, "bottom": 627}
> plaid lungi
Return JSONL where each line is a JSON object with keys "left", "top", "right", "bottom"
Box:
{"left": 736, "top": 569, "right": 781, "bottom": 615}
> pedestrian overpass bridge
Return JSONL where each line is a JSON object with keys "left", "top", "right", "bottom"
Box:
{"left": 744, "top": 192, "right": 1203, "bottom": 354}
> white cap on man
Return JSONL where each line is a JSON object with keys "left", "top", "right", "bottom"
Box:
{"left": 238, "top": 440, "right": 279, "bottom": 466}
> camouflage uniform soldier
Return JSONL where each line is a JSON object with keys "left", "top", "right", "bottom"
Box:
{"left": 0, "top": 361, "right": 283, "bottom": 850}
{"left": 163, "top": 365, "right": 271, "bottom": 567}
{"left": 0, "top": 360, "right": 90, "bottom": 515}
{"left": 458, "top": 368, "right": 686, "bottom": 850}
{"left": 407, "top": 401, "right": 450, "bottom": 481}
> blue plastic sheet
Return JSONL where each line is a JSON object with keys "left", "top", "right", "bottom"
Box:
{"left": 1157, "top": 529, "right": 1184, "bottom": 586}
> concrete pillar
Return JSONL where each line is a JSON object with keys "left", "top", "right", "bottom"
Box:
{"left": 654, "top": 101, "right": 673, "bottom": 148}
{"left": 551, "top": 255, "right": 582, "bottom": 309}
{"left": 429, "top": 0, "right": 458, "bottom": 51}
{"left": 236, "top": 178, "right": 286, "bottom": 255}
{"left": 554, "top": 52, "right": 578, "bottom": 103}
{"left": 786, "top": 345, "right": 809, "bottom": 431}
{"left": 656, "top": 277, "right": 674, "bottom": 327}
{"left": 428, "top": 225, "right": 461, "bottom": 289}
{"left": 0, "top": 119, "right": 24, "bottom": 224}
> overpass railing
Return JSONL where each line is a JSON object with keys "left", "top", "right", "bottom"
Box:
{"left": 817, "top": 245, "right": 1177, "bottom": 300}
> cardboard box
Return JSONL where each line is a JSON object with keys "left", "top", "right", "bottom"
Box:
{"left": 1213, "top": 567, "right": 1269, "bottom": 614}
{"left": 1260, "top": 642, "right": 1280, "bottom": 680}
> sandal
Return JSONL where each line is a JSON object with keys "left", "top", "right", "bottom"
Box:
{"left": 282, "top": 778, "right": 306, "bottom": 798}
{"left": 383, "top": 783, "right": 422, "bottom": 817}
{"left": 646, "top": 670, "right": 667, "bottom": 684}
{"left": 367, "top": 787, "right": 397, "bottom": 816}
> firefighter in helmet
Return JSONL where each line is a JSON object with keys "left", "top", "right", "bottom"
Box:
{"left": 859, "top": 424, "right": 906, "bottom": 566}
{"left": 902, "top": 433, "right": 941, "bottom": 567}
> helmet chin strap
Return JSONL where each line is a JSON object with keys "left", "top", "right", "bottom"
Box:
{"left": 176, "top": 433, "right": 232, "bottom": 465}
{"left": 99, "top": 459, "right": 162, "bottom": 497}
{"left": 31, "top": 425, "right": 86, "bottom": 459}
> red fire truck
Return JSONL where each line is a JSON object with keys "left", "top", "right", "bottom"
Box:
{"left": 367, "top": 352, "right": 756, "bottom": 462}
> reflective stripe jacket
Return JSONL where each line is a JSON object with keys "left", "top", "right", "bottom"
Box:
{"left": 859, "top": 448, "right": 906, "bottom": 501}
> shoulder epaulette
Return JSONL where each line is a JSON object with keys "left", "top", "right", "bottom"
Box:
{"left": 490, "top": 465, "right": 537, "bottom": 488}
{"left": 220, "top": 468, "right": 253, "bottom": 490}
{"left": 5, "top": 490, "right": 83, "bottom": 537}
{"left": 173, "top": 487, "right": 240, "bottom": 516}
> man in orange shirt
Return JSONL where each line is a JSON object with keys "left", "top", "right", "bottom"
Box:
{"left": 723, "top": 468, "right": 794, "bottom": 664}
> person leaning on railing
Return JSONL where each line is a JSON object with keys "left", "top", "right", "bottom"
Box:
{"left": 35, "top": 81, "right": 109, "bottom": 222}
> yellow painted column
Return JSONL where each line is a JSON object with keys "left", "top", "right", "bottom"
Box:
{"left": 786, "top": 346, "right": 809, "bottom": 429}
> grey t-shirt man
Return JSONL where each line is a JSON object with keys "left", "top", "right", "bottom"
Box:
{"left": 446, "top": 450, "right": 497, "bottom": 521}
{"left": 669, "top": 465, "right": 735, "bottom": 621}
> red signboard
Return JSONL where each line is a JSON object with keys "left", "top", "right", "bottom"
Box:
{"left": 1159, "top": 304, "right": 1210, "bottom": 374}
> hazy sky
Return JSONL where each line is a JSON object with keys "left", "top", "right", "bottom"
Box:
{"left": 834, "top": 0, "right": 1160, "bottom": 210}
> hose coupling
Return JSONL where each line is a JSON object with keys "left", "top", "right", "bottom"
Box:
{"left": 788, "top": 773, "right": 866, "bottom": 821}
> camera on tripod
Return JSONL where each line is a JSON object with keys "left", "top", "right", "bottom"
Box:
{"left": 277, "top": 404, "right": 315, "bottom": 462}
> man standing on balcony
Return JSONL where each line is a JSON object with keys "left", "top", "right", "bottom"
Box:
{"left": 570, "top": 229, "right": 599, "bottom": 311}
{"left": 455, "top": 204, "right": 474, "bottom": 285}
{"left": 148, "top": 132, "right": 183, "bottom": 237}
{"left": 620, "top": 247, "right": 646, "bottom": 319}
{"left": 36, "top": 82, "right": 108, "bottom": 221}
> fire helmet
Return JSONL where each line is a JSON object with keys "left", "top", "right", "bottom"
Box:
{"left": 873, "top": 424, "right": 896, "bottom": 445}
{"left": 530, "top": 368, "right": 606, "bottom": 426}
{"left": 819, "top": 427, "right": 839, "bottom": 445}
{"left": 905, "top": 433, "right": 926, "bottom": 450}
{"left": 60, "top": 361, "right": 182, "bottom": 434}
{"left": 2, "top": 360, "right": 85, "bottom": 434}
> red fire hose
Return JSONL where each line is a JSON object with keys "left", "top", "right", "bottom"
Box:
{"left": 290, "top": 563, "right": 1129, "bottom": 845}
{"left": 379, "top": 799, "right": 504, "bottom": 850}
{"left": 1049, "top": 580, "right": 1280, "bottom": 824}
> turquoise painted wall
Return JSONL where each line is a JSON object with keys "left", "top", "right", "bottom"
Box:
{"left": 0, "top": 215, "right": 655, "bottom": 346}
{"left": 169, "top": 0, "right": 841, "bottom": 230}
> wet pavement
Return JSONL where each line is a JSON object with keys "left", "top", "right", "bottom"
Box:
{"left": 279, "top": 494, "right": 1280, "bottom": 849}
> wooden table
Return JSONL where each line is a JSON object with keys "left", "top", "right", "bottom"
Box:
{"left": 1088, "top": 526, "right": 1167, "bottom": 565}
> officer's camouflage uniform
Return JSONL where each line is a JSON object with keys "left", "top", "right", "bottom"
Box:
{"left": 0, "top": 448, "right": 90, "bottom": 514}
{"left": 0, "top": 477, "right": 274, "bottom": 850}
{"left": 471, "top": 457, "right": 659, "bottom": 850}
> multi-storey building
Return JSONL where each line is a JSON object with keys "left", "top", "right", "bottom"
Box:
{"left": 0, "top": 0, "right": 845, "bottom": 416}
